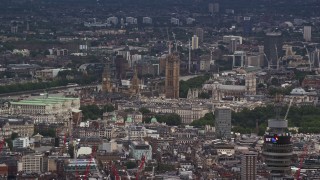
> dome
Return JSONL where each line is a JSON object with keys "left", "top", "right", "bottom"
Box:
{"left": 111, "top": 116, "right": 116, "bottom": 122}
{"left": 290, "top": 88, "right": 306, "bottom": 95}
{"left": 151, "top": 117, "right": 158, "bottom": 123}
{"left": 126, "top": 116, "right": 133, "bottom": 123}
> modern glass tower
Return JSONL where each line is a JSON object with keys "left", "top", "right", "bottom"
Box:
{"left": 262, "top": 118, "right": 293, "bottom": 179}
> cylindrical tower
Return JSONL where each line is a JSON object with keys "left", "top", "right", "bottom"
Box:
{"left": 263, "top": 118, "right": 293, "bottom": 179}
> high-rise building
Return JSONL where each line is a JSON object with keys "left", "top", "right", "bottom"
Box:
{"left": 11, "top": 25, "right": 18, "bottom": 34}
{"left": 209, "top": 3, "right": 220, "bottom": 13}
{"left": 263, "top": 116, "right": 293, "bottom": 178}
{"left": 241, "top": 151, "right": 258, "bottom": 180}
{"left": 195, "top": 28, "right": 204, "bottom": 43}
{"left": 192, "top": 35, "right": 199, "bottom": 50}
{"left": 303, "top": 26, "right": 312, "bottom": 42}
{"left": 165, "top": 53, "right": 180, "bottom": 99}
{"left": 102, "top": 60, "right": 113, "bottom": 93}
{"left": 214, "top": 107, "right": 232, "bottom": 139}
{"left": 243, "top": 17, "right": 252, "bottom": 37}
{"left": 264, "top": 32, "right": 283, "bottom": 68}
{"left": 208, "top": 3, "right": 214, "bottom": 13}
{"left": 230, "top": 38, "right": 237, "bottom": 53}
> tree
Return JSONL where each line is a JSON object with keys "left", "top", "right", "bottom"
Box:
{"left": 11, "top": 133, "right": 19, "bottom": 140}
{"left": 80, "top": 105, "right": 104, "bottom": 120}
{"left": 139, "top": 107, "right": 151, "bottom": 115}
{"left": 179, "top": 75, "right": 210, "bottom": 98}
{"left": 103, "top": 104, "right": 115, "bottom": 112}
{"left": 34, "top": 128, "right": 56, "bottom": 138}
{"left": 153, "top": 113, "right": 182, "bottom": 126}
{"left": 190, "top": 113, "right": 214, "bottom": 127}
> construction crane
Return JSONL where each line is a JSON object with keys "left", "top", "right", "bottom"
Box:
{"left": 304, "top": 45, "right": 312, "bottom": 71}
{"left": 83, "top": 147, "right": 97, "bottom": 179}
{"left": 0, "top": 138, "right": 5, "bottom": 154}
{"left": 166, "top": 28, "right": 172, "bottom": 54}
{"left": 172, "top": 32, "right": 177, "bottom": 52}
{"left": 284, "top": 97, "right": 294, "bottom": 120}
{"left": 111, "top": 163, "right": 120, "bottom": 180}
{"left": 275, "top": 44, "right": 280, "bottom": 70}
{"left": 188, "top": 39, "right": 191, "bottom": 73}
{"left": 0, "top": 128, "right": 6, "bottom": 154}
{"left": 263, "top": 53, "right": 271, "bottom": 70}
{"left": 136, "top": 155, "right": 146, "bottom": 180}
{"left": 296, "top": 145, "right": 308, "bottom": 179}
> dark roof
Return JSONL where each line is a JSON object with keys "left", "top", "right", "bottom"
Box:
{"left": 0, "top": 117, "right": 33, "bottom": 128}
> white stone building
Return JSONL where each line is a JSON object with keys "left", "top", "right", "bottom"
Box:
{"left": 9, "top": 96, "right": 80, "bottom": 124}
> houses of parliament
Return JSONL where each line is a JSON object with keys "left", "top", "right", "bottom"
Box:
{"left": 101, "top": 52, "right": 181, "bottom": 99}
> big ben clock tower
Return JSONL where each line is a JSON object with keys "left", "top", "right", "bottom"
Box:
{"left": 102, "top": 59, "right": 112, "bottom": 93}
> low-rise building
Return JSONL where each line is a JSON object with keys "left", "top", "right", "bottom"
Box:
{"left": 302, "top": 75, "right": 320, "bottom": 89}
{"left": 0, "top": 117, "right": 34, "bottom": 138}
{"left": 13, "top": 137, "right": 30, "bottom": 148}
{"left": 35, "top": 69, "right": 67, "bottom": 80}
{"left": 130, "top": 141, "right": 152, "bottom": 161}
{"left": 8, "top": 97, "right": 80, "bottom": 124}
{"left": 19, "top": 153, "right": 46, "bottom": 173}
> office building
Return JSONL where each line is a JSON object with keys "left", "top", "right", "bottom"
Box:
{"left": 20, "top": 153, "right": 46, "bottom": 173}
{"left": 165, "top": 53, "right": 180, "bottom": 99}
{"left": 263, "top": 117, "right": 293, "bottom": 178}
{"left": 215, "top": 107, "right": 232, "bottom": 139}
{"left": 186, "top": 17, "right": 195, "bottom": 25}
{"left": 192, "top": 35, "right": 199, "bottom": 50}
{"left": 170, "top": 18, "right": 180, "bottom": 25}
{"left": 0, "top": 117, "right": 34, "bottom": 138}
{"left": 107, "top": 16, "right": 118, "bottom": 25}
{"left": 241, "top": 151, "right": 258, "bottom": 180}
{"left": 142, "top": 17, "right": 152, "bottom": 24}
{"left": 264, "top": 32, "right": 283, "bottom": 68}
{"left": 11, "top": 25, "right": 18, "bottom": 34}
{"left": 125, "top": 17, "right": 137, "bottom": 24}
{"left": 230, "top": 38, "right": 237, "bottom": 53}
{"left": 303, "top": 26, "right": 312, "bottom": 42}
{"left": 195, "top": 28, "right": 204, "bottom": 43}
{"left": 209, "top": 3, "right": 219, "bottom": 13}
{"left": 243, "top": 17, "right": 252, "bottom": 36}
{"left": 223, "top": 35, "right": 243, "bottom": 44}
{"left": 13, "top": 137, "right": 30, "bottom": 148}
{"left": 65, "top": 158, "right": 98, "bottom": 174}
{"left": 208, "top": 3, "right": 214, "bottom": 13}
{"left": 232, "top": 51, "right": 246, "bottom": 67}
{"left": 129, "top": 141, "right": 152, "bottom": 161}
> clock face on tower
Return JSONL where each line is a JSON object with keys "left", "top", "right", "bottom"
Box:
{"left": 103, "top": 78, "right": 106, "bottom": 81}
